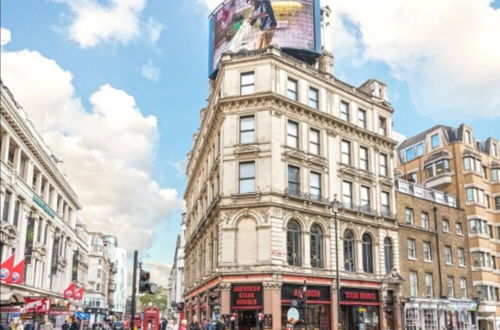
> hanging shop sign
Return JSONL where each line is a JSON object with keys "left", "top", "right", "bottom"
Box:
{"left": 231, "top": 283, "right": 263, "bottom": 310}
{"left": 340, "top": 288, "right": 379, "bottom": 305}
{"left": 281, "top": 284, "right": 330, "bottom": 303}
{"left": 286, "top": 307, "right": 299, "bottom": 324}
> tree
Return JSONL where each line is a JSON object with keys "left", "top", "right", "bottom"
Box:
{"left": 138, "top": 285, "right": 169, "bottom": 312}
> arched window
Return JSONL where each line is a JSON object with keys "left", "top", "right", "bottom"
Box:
{"left": 384, "top": 237, "right": 393, "bottom": 274}
{"left": 343, "top": 230, "right": 355, "bottom": 271}
{"left": 362, "top": 233, "right": 374, "bottom": 273}
{"left": 310, "top": 224, "right": 323, "bottom": 268}
{"left": 287, "top": 220, "right": 301, "bottom": 266}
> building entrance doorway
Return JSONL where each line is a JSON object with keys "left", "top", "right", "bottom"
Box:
{"left": 237, "top": 311, "right": 257, "bottom": 330}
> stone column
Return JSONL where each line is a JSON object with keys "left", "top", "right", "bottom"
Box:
{"left": 356, "top": 239, "right": 363, "bottom": 272}
{"left": 220, "top": 283, "right": 231, "bottom": 315}
{"left": 303, "top": 231, "right": 311, "bottom": 268}
{"left": 331, "top": 285, "right": 340, "bottom": 330}
{"left": 14, "top": 147, "right": 22, "bottom": 174}
{"left": 263, "top": 281, "right": 282, "bottom": 330}
{"left": 0, "top": 134, "right": 10, "bottom": 162}
{"left": 394, "top": 295, "right": 403, "bottom": 330}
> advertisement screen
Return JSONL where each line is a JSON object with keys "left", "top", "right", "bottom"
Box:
{"left": 208, "top": 0, "right": 320, "bottom": 75}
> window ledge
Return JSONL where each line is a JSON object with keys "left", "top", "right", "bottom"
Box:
{"left": 424, "top": 260, "right": 433, "bottom": 263}
{"left": 407, "top": 257, "right": 417, "bottom": 261}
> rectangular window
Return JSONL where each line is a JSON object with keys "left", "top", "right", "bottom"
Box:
{"left": 287, "top": 78, "right": 298, "bottom": 101}
{"left": 2, "top": 191, "right": 11, "bottom": 222}
{"left": 443, "top": 219, "right": 450, "bottom": 233}
{"left": 358, "top": 109, "right": 367, "bottom": 128}
{"left": 309, "top": 129, "right": 320, "bottom": 155}
{"left": 341, "top": 140, "right": 351, "bottom": 165}
{"left": 423, "top": 242, "right": 432, "bottom": 261}
{"left": 405, "top": 208, "right": 414, "bottom": 225}
{"left": 492, "top": 168, "right": 499, "bottom": 181}
{"left": 456, "top": 222, "right": 463, "bottom": 235}
{"left": 405, "top": 148, "right": 415, "bottom": 162}
{"left": 431, "top": 133, "right": 440, "bottom": 149}
{"left": 378, "top": 117, "right": 387, "bottom": 136}
{"left": 466, "top": 188, "right": 474, "bottom": 202}
{"left": 460, "top": 278, "right": 467, "bottom": 299}
{"left": 240, "top": 72, "right": 255, "bottom": 95}
{"left": 380, "top": 153, "right": 388, "bottom": 176}
{"left": 445, "top": 246, "right": 452, "bottom": 264}
{"left": 239, "top": 162, "right": 255, "bottom": 193}
{"left": 464, "top": 157, "right": 472, "bottom": 171}
{"left": 287, "top": 121, "right": 299, "bottom": 148}
{"left": 340, "top": 101, "right": 349, "bottom": 121}
{"left": 97, "top": 269, "right": 102, "bottom": 279}
{"left": 240, "top": 116, "right": 255, "bottom": 144}
{"left": 360, "top": 186, "right": 370, "bottom": 210}
{"left": 288, "top": 166, "right": 300, "bottom": 196}
{"left": 309, "top": 87, "right": 318, "bottom": 109}
{"left": 407, "top": 239, "right": 416, "bottom": 259}
{"left": 410, "top": 271, "right": 418, "bottom": 296}
{"left": 466, "top": 131, "right": 471, "bottom": 144}
{"left": 310, "top": 172, "right": 321, "bottom": 199}
{"left": 359, "top": 146, "right": 369, "bottom": 171}
{"left": 458, "top": 248, "right": 465, "bottom": 266}
{"left": 13, "top": 200, "right": 20, "bottom": 227}
{"left": 342, "top": 181, "right": 353, "bottom": 208}
{"left": 496, "top": 197, "right": 500, "bottom": 210}
{"left": 421, "top": 212, "right": 429, "bottom": 229}
{"left": 425, "top": 273, "right": 433, "bottom": 297}
{"left": 447, "top": 276, "right": 455, "bottom": 298}
{"left": 381, "top": 191, "right": 390, "bottom": 215}
{"left": 416, "top": 143, "right": 424, "bottom": 157}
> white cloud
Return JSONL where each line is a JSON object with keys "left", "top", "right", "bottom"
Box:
{"left": 1, "top": 48, "right": 184, "bottom": 251}
{"left": 325, "top": 0, "right": 500, "bottom": 118}
{"left": 141, "top": 59, "right": 161, "bottom": 81}
{"left": 53, "top": 0, "right": 164, "bottom": 48}
{"left": 168, "top": 158, "right": 187, "bottom": 178}
{"left": 144, "top": 17, "right": 164, "bottom": 44}
{"left": 1, "top": 27, "right": 11, "bottom": 47}
{"left": 143, "top": 261, "right": 171, "bottom": 288}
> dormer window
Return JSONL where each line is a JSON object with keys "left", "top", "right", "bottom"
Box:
{"left": 465, "top": 130, "right": 472, "bottom": 144}
{"left": 431, "top": 133, "right": 440, "bottom": 149}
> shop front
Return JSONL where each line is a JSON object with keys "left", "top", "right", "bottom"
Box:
{"left": 403, "top": 298, "right": 477, "bottom": 330}
{"left": 281, "top": 284, "right": 331, "bottom": 330}
{"left": 340, "top": 288, "right": 380, "bottom": 330}
{"left": 230, "top": 283, "right": 263, "bottom": 330}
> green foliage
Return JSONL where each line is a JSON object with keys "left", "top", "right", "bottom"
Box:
{"left": 138, "top": 286, "right": 169, "bottom": 312}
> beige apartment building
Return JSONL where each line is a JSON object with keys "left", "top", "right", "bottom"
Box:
{"left": 182, "top": 46, "right": 403, "bottom": 330}
{"left": 396, "top": 179, "right": 476, "bottom": 329}
{"left": 397, "top": 125, "right": 500, "bottom": 330}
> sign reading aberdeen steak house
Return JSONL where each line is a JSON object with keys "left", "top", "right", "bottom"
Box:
{"left": 231, "top": 283, "right": 263, "bottom": 310}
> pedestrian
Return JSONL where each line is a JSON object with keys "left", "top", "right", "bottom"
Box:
{"left": 178, "top": 320, "right": 187, "bottom": 330}
{"left": 15, "top": 321, "right": 23, "bottom": 330}
{"left": 43, "top": 319, "right": 53, "bottom": 330}
{"left": 62, "top": 321, "right": 70, "bottom": 330}
{"left": 70, "top": 320, "right": 78, "bottom": 330}
{"left": 188, "top": 316, "right": 200, "bottom": 330}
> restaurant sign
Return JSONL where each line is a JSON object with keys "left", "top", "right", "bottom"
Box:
{"left": 281, "top": 284, "right": 331, "bottom": 303}
{"left": 340, "top": 288, "right": 379, "bottom": 304}
{"left": 231, "top": 284, "right": 263, "bottom": 310}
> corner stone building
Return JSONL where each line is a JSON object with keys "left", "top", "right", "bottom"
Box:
{"left": 396, "top": 179, "right": 476, "bottom": 329}
{"left": 183, "top": 47, "right": 402, "bottom": 330}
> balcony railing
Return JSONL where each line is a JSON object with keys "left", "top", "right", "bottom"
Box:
{"left": 285, "top": 188, "right": 329, "bottom": 204}
{"left": 396, "top": 179, "right": 456, "bottom": 207}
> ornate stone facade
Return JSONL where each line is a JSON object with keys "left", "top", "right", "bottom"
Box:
{"left": 182, "top": 47, "right": 402, "bottom": 330}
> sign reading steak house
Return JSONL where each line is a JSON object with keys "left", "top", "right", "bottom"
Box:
{"left": 340, "top": 288, "right": 379, "bottom": 304}
{"left": 231, "top": 284, "right": 263, "bottom": 310}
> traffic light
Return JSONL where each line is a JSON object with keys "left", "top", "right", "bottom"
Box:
{"left": 139, "top": 269, "right": 151, "bottom": 293}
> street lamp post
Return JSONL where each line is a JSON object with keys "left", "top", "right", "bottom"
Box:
{"left": 331, "top": 196, "right": 342, "bottom": 330}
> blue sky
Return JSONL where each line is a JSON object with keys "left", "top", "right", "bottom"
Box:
{"left": 2, "top": 0, "right": 499, "bottom": 275}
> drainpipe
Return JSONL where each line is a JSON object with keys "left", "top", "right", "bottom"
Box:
{"left": 433, "top": 205, "right": 444, "bottom": 297}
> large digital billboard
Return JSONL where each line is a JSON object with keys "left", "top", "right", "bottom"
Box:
{"left": 208, "top": 0, "right": 321, "bottom": 76}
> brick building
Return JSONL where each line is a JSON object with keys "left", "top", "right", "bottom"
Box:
{"left": 396, "top": 125, "right": 500, "bottom": 330}
{"left": 396, "top": 179, "right": 477, "bottom": 329}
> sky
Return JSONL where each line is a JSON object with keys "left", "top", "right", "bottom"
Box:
{"left": 1, "top": 0, "right": 499, "bottom": 283}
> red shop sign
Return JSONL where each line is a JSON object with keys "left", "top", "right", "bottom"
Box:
{"left": 231, "top": 284, "right": 263, "bottom": 310}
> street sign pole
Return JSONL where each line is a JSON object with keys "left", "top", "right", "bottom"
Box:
{"left": 130, "top": 250, "right": 138, "bottom": 330}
